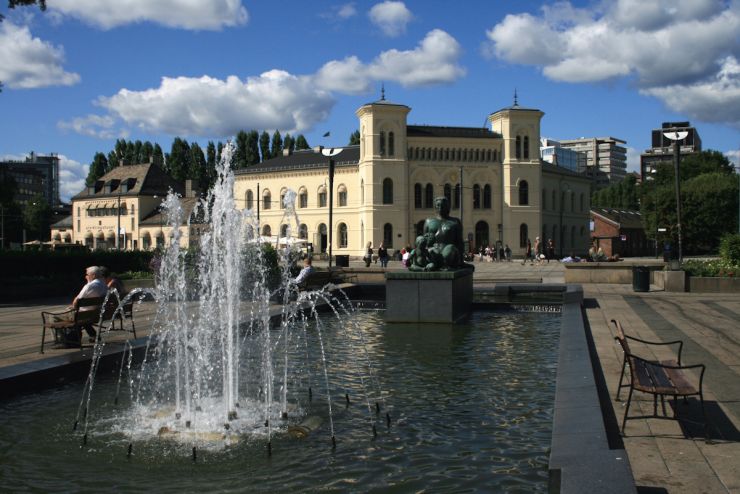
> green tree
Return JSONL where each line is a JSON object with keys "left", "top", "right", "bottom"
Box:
{"left": 205, "top": 141, "right": 217, "bottom": 190}
{"left": 189, "top": 142, "right": 207, "bottom": 187}
{"left": 283, "top": 133, "right": 295, "bottom": 154}
{"left": 152, "top": 143, "right": 165, "bottom": 168}
{"left": 295, "top": 134, "right": 309, "bottom": 150}
{"left": 86, "top": 152, "right": 108, "bottom": 185}
{"left": 270, "top": 130, "right": 283, "bottom": 159}
{"left": 259, "top": 131, "right": 270, "bottom": 162}
{"left": 142, "top": 141, "right": 154, "bottom": 163}
{"left": 349, "top": 130, "right": 360, "bottom": 145}
{"left": 246, "top": 130, "right": 260, "bottom": 166}
{"left": 167, "top": 138, "right": 192, "bottom": 181}
{"left": 234, "top": 130, "right": 249, "bottom": 169}
{"left": 107, "top": 151, "right": 119, "bottom": 171}
{"left": 591, "top": 175, "right": 639, "bottom": 210}
{"left": 23, "top": 194, "right": 52, "bottom": 240}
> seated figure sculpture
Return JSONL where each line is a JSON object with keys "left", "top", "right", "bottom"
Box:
{"left": 409, "top": 196, "right": 474, "bottom": 272}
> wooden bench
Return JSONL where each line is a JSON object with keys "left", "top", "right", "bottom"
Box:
{"left": 612, "top": 319, "right": 708, "bottom": 438}
{"left": 40, "top": 296, "right": 105, "bottom": 353}
{"left": 300, "top": 269, "right": 353, "bottom": 291}
{"left": 99, "top": 292, "right": 137, "bottom": 340}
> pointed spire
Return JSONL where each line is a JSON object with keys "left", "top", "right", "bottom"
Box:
{"left": 513, "top": 88, "right": 519, "bottom": 107}
{"left": 381, "top": 83, "right": 386, "bottom": 101}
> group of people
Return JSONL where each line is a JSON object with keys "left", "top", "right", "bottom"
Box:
{"left": 61, "top": 265, "right": 125, "bottom": 345}
{"left": 520, "top": 237, "right": 556, "bottom": 265}
{"left": 477, "top": 243, "right": 513, "bottom": 263}
{"left": 363, "top": 242, "right": 390, "bottom": 268}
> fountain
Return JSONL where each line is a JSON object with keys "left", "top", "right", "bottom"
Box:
{"left": 0, "top": 141, "right": 578, "bottom": 492}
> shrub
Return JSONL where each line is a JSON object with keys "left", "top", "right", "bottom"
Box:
{"left": 719, "top": 233, "right": 740, "bottom": 265}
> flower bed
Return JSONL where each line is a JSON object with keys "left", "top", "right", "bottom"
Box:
{"left": 682, "top": 259, "right": 738, "bottom": 278}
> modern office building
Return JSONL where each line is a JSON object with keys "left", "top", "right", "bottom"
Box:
{"left": 540, "top": 138, "right": 585, "bottom": 173}
{"left": 557, "top": 137, "right": 627, "bottom": 189}
{"left": 0, "top": 152, "right": 60, "bottom": 207}
{"left": 233, "top": 96, "right": 592, "bottom": 258}
{"left": 640, "top": 121, "right": 702, "bottom": 181}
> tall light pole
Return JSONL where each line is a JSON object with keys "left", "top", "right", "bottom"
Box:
{"left": 663, "top": 130, "right": 687, "bottom": 264}
{"left": 116, "top": 188, "right": 122, "bottom": 250}
{"left": 321, "top": 147, "right": 342, "bottom": 268}
{"left": 558, "top": 181, "right": 570, "bottom": 258}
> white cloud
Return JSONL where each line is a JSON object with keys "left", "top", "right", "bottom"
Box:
{"left": 58, "top": 114, "right": 122, "bottom": 139}
{"left": 57, "top": 155, "right": 88, "bottom": 201}
{"left": 0, "top": 21, "right": 80, "bottom": 89}
{"left": 641, "top": 56, "right": 740, "bottom": 127}
{"left": 94, "top": 71, "right": 334, "bottom": 137}
{"left": 484, "top": 0, "right": 740, "bottom": 127}
{"left": 316, "top": 29, "right": 465, "bottom": 93}
{"left": 368, "top": 1, "right": 412, "bottom": 37}
{"left": 725, "top": 149, "right": 739, "bottom": 167}
{"left": 625, "top": 147, "right": 641, "bottom": 174}
{"left": 338, "top": 3, "right": 358, "bottom": 19}
{"left": 47, "top": 0, "right": 248, "bottom": 30}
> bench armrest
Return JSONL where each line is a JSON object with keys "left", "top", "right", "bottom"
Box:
{"left": 41, "top": 307, "right": 75, "bottom": 321}
{"left": 624, "top": 334, "right": 684, "bottom": 364}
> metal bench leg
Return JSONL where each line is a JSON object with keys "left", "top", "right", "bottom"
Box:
{"left": 622, "top": 385, "right": 635, "bottom": 435}
{"left": 40, "top": 326, "right": 46, "bottom": 354}
{"left": 616, "top": 358, "right": 627, "bottom": 401}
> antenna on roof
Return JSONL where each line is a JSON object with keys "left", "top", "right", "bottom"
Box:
{"left": 381, "top": 83, "right": 385, "bottom": 101}
{"left": 513, "top": 88, "right": 519, "bottom": 106}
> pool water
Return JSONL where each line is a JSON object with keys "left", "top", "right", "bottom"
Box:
{"left": 0, "top": 310, "right": 559, "bottom": 493}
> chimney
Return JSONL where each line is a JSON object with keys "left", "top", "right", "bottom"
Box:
{"left": 282, "top": 148, "right": 292, "bottom": 157}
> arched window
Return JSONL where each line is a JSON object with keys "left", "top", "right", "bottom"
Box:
{"left": 318, "top": 185, "right": 327, "bottom": 207}
{"left": 415, "top": 221, "right": 425, "bottom": 237}
{"left": 523, "top": 136, "right": 530, "bottom": 159}
{"left": 475, "top": 221, "right": 489, "bottom": 251}
{"left": 280, "top": 224, "right": 289, "bottom": 238}
{"left": 299, "top": 224, "right": 308, "bottom": 239}
{"left": 337, "top": 184, "right": 347, "bottom": 207}
{"left": 561, "top": 192, "right": 567, "bottom": 212}
{"left": 338, "top": 223, "right": 348, "bottom": 248}
{"left": 473, "top": 184, "right": 481, "bottom": 209}
{"left": 263, "top": 190, "right": 271, "bottom": 210}
{"left": 519, "top": 180, "right": 529, "bottom": 206}
{"left": 515, "top": 136, "right": 522, "bottom": 159}
{"left": 483, "top": 184, "right": 492, "bottom": 209}
{"left": 454, "top": 183, "right": 461, "bottom": 209}
{"left": 383, "top": 223, "right": 393, "bottom": 247}
{"left": 424, "top": 183, "right": 434, "bottom": 208}
{"left": 542, "top": 189, "right": 547, "bottom": 210}
{"left": 262, "top": 225, "right": 272, "bottom": 237}
{"left": 280, "top": 188, "right": 287, "bottom": 209}
{"left": 379, "top": 131, "right": 386, "bottom": 156}
{"left": 444, "top": 183, "right": 452, "bottom": 203}
{"left": 414, "top": 183, "right": 422, "bottom": 208}
{"left": 520, "top": 224, "right": 528, "bottom": 248}
{"left": 388, "top": 132, "right": 395, "bottom": 157}
{"left": 383, "top": 178, "right": 393, "bottom": 204}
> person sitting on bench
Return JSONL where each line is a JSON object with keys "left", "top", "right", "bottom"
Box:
{"left": 292, "top": 257, "right": 315, "bottom": 286}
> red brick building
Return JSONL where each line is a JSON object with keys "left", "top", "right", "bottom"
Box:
{"left": 590, "top": 208, "right": 651, "bottom": 257}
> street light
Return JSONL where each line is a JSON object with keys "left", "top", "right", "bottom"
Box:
{"left": 558, "top": 181, "right": 571, "bottom": 258}
{"left": 663, "top": 130, "right": 687, "bottom": 264}
{"left": 321, "top": 146, "right": 342, "bottom": 268}
{"left": 644, "top": 167, "right": 658, "bottom": 257}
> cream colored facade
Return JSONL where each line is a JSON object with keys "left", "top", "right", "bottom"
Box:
{"left": 234, "top": 98, "right": 592, "bottom": 257}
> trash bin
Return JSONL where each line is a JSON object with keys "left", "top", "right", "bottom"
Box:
{"left": 632, "top": 266, "right": 650, "bottom": 292}
{"left": 335, "top": 255, "right": 349, "bottom": 267}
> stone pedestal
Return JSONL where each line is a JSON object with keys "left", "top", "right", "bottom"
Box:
{"left": 385, "top": 269, "right": 473, "bottom": 323}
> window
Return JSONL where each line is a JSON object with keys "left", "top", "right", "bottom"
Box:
{"left": 338, "top": 223, "right": 348, "bottom": 248}
{"left": 520, "top": 224, "right": 528, "bottom": 248}
{"left": 299, "top": 224, "right": 308, "bottom": 239}
{"left": 515, "top": 136, "right": 522, "bottom": 159}
{"left": 262, "top": 225, "right": 271, "bottom": 237}
{"left": 338, "top": 185, "right": 347, "bottom": 207}
{"left": 414, "top": 183, "right": 422, "bottom": 208}
{"left": 473, "top": 184, "right": 481, "bottom": 209}
{"left": 523, "top": 136, "right": 530, "bottom": 159}
{"left": 280, "top": 224, "right": 288, "bottom": 238}
{"left": 318, "top": 185, "right": 327, "bottom": 207}
{"left": 519, "top": 180, "right": 529, "bottom": 206}
{"left": 383, "top": 178, "right": 393, "bottom": 204}
{"left": 246, "top": 190, "right": 253, "bottom": 210}
{"left": 379, "top": 131, "right": 386, "bottom": 156}
{"left": 483, "top": 184, "right": 492, "bottom": 209}
{"left": 444, "top": 183, "right": 452, "bottom": 203}
{"left": 263, "top": 190, "right": 271, "bottom": 210}
{"left": 424, "top": 183, "right": 434, "bottom": 208}
{"left": 299, "top": 189, "right": 307, "bottom": 208}
{"left": 454, "top": 184, "right": 461, "bottom": 209}
{"left": 383, "top": 223, "right": 393, "bottom": 248}
{"left": 388, "top": 132, "right": 395, "bottom": 156}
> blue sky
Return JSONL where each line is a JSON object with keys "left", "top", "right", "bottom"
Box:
{"left": 1, "top": 0, "right": 738, "bottom": 201}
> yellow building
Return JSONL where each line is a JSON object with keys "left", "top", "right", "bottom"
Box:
{"left": 234, "top": 97, "right": 592, "bottom": 257}
{"left": 67, "top": 163, "right": 201, "bottom": 250}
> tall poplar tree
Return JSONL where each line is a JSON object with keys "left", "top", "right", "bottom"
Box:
{"left": 246, "top": 130, "right": 260, "bottom": 165}
{"left": 167, "top": 138, "right": 192, "bottom": 181}
{"left": 295, "top": 134, "right": 309, "bottom": 150}
{"left": 270, "top": 130, "right": 283, "bottom": 159}
{"left": 259, "top": 131, "right": 270, "bottom": 162}
{"left": 152, "top": 143, "right": 165, "bottom": 168}
{"left": 86, "top": 152, "right": 108, "bottom": 185}
{"left": 235, "top": 130, "right": 249, "bottom": 169}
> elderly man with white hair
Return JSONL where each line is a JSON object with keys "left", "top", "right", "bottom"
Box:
{"left": 68, "top": 266, "right": 108, "bottom": 342}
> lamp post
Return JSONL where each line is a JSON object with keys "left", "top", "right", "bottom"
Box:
{"left": 321, "top": 147, "right": 342, "bottom": 268}
{"left": 645, "top": 167, "right": 658, "bottom": 257}
{"left": 663, "top": 130, "right": 687, "bottom": 264}
{"left": 558, "top": 181, "right": 570, "bottom": 258}
{"left": 116, "top": 189, "right": 122, "bottom": 250}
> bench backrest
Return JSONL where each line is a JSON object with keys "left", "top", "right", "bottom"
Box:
{"left": 611, "top": 319, "right": 631, "bottom": 355}
{"left": 74, "top": 296, "right": 105, "bottom": 324}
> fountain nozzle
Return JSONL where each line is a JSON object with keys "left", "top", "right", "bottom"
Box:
{"left": 267, "top": 441, "right": 272, "bottom": 456}
{"left": 192, "top": 446, "right": 197, "bottom": 462}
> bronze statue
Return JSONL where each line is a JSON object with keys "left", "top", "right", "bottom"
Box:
{"left": 409, "top": 196, "right": 474, "bottom": 272}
